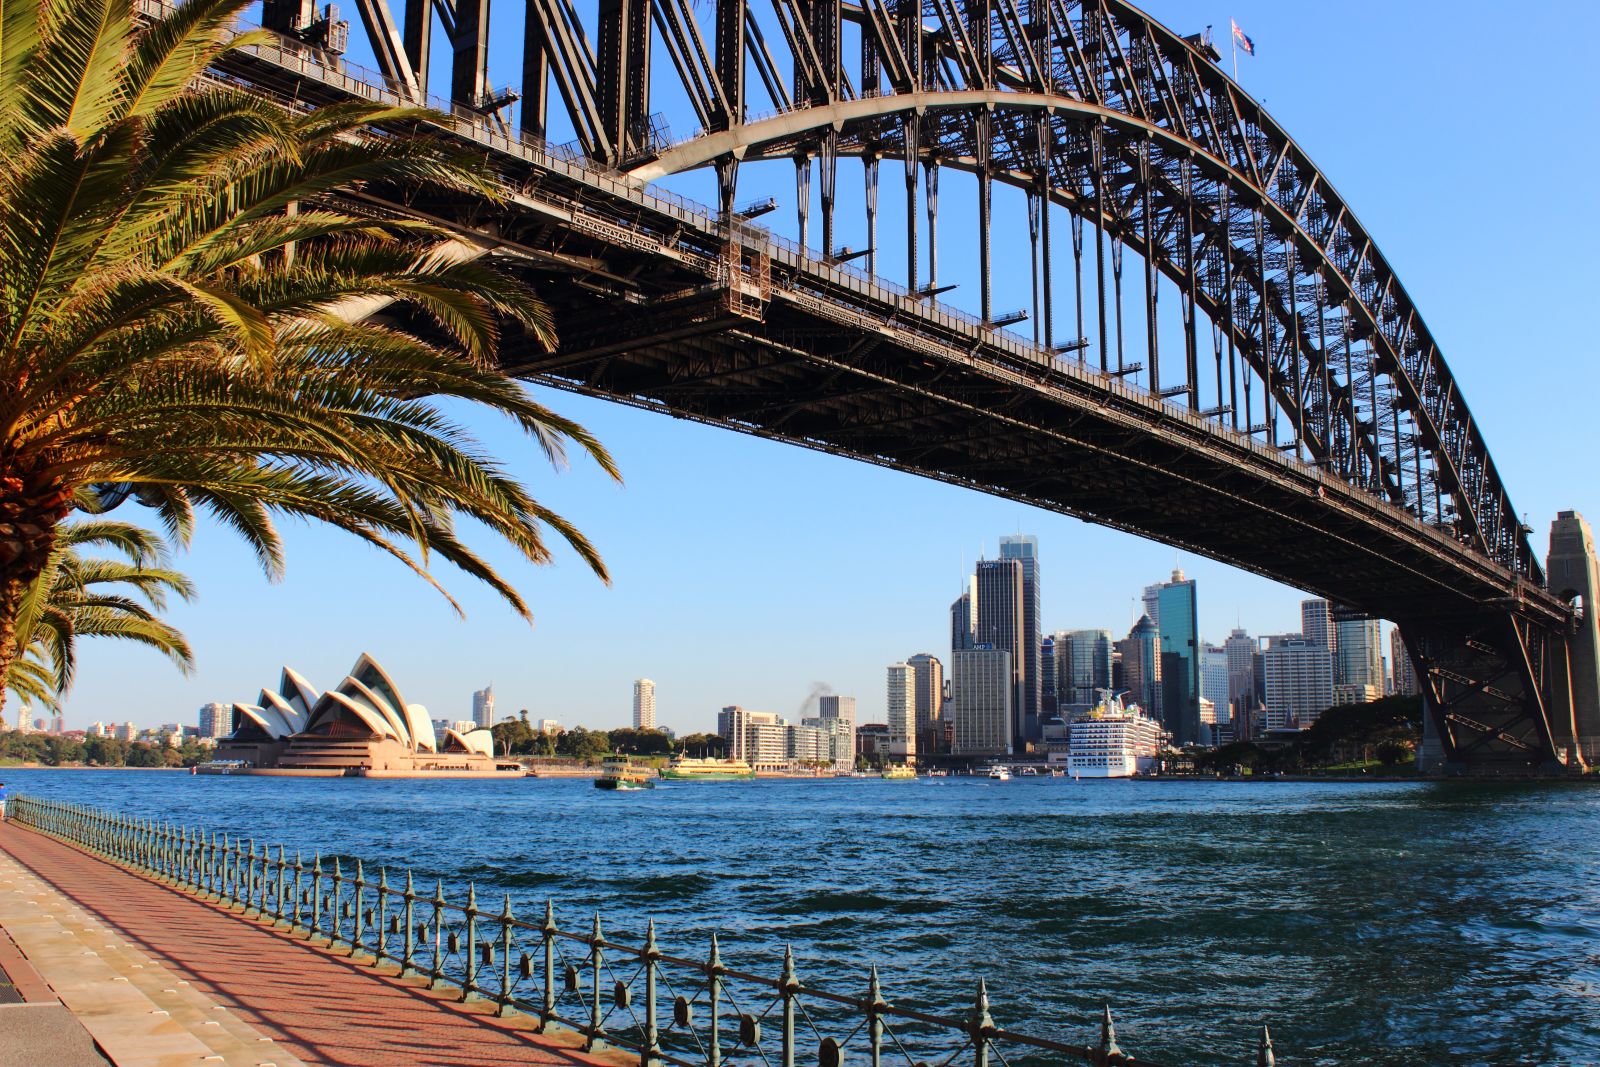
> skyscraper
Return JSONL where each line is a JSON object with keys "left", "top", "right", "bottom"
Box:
{"left": 906, "top": 654, "right": 944, "bottom": 754}
{"left": 999, "top": 535, "right": 1042, "bottom": 744}
{"left": 1040, "top": 636, "right": 1057, "bottom": 719}
{"left": 949, "top": 646, "right": 1013, "bottom": 755}
{"left": 1300, "top": 599, "right": 1336, "bottom": 658}
{"left": 1223, "top": 628, "right": 1258, "bottom": 713}
{"left": 1390, "top": 628, "right": 1419, "bottom": 696}
{"left": 886, "top": 662, "right": 916, "bottom": 761}
{"left": 1155, "top": 570, "right": 1201, "bottom": 746}
{"left": 1335, "top": 617, "right": 1385, "bottom": 690}
{"left": 472, "top": 685, "right": 495, "bottom": 729}
{"left": 1201, "top": 646, "right": 1231, "bottom": 724}
{"left": 1264, "top": 637, "right": 1334, "bottom": 728}
{"left": 1064, "top": 629, "right": 1114, "bottom": 705}
{"left": 950, "top": 577, "right": 977, "bottom": 652}
{"left": 1114, "top": 615, "right": 1162, "bottom": 720}
{"left": 632, "top": 679, "right": 657, "bottom": 730}
{"left": 975, "top": 557, "right": 1025, "bottom": 749}
{"left": 1141, "top": 583, "right": 1163, "bottom": 629}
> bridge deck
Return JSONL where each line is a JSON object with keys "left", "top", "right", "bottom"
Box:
{"left": 0, "top": 820, "right": 628, "bottom": 1067}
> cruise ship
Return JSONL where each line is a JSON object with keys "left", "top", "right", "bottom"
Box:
{"left": 1067, "top": 691, "right": 1164, "bottom": 778}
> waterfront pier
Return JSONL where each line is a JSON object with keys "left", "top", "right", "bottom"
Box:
{"left": 0, "top": 817, "right": 631, "bottom": 1067}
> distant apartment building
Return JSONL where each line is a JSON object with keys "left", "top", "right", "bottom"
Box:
{"left": 949, "top": 646, "right": 1013, "bottom": 756}
{"left": 802, "top": 715, "right": 856, "bottom": 768}
{"left": 718, "top": 706, "right": 788, "bottom": 770}
{"left": 538, "top": 718, "right": 560, "bottom": 735}
{"left": 115, "top": 721, "right": 137, "bottom": 742}
{"left": 632, "top": 679, "right": 657, "bottom": 730}
{"left": 787, "top": 721, "right": 831, "bottom": 764}
{"left": 89, "top": 721, "right": 108, "bottom": 738}
{"left": 886, "top": 662, "right": 916, "bottom": 761}
{"left": 1263, "top": 636, "right": 1334, "bottom": 728}
{"left": 1335, "top": 617, "right": 1385, "bottom": 690}
{"left": 198, "top": 702, "right": 232, "bottom": 739}
{"left": 471, "top": 685, "right": 495, "bottom": 730}
{"left": 906, "top": 654, "right": 944, "bottom": 753}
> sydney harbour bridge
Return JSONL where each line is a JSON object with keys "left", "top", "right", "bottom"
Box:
{"left": 207, "top": 0, "right": 1597, "bottom": 771}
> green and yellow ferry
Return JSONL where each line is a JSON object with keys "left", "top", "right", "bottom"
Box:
{"left": 659, "top": 756, "right": 756, "bottom": 781}
{"left": 595, "top": 758, "right": 656, "bottom": 790}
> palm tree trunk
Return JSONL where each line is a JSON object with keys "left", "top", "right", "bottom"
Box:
{"left": 0, "top": 462, "right": 71, "bottom": 728}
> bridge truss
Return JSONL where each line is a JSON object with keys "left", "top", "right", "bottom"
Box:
{"left": 238, "top": 0, "right": 1583, "bottom": 769}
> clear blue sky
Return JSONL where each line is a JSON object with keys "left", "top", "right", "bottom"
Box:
{"left": 50, "top": 0, "right": 1600, "bottom": 733}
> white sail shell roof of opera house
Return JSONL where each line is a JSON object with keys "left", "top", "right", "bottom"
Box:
{"left": 227, "top": 653, "right": 495, "bottom": 756}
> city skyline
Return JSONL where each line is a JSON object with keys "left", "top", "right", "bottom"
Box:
{"left": 36, "top": 533, "right": 1421, "bottom": 740}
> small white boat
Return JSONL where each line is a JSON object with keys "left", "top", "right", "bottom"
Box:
{"left": 987, "top": 765, "right": 1012, "bottom": 781}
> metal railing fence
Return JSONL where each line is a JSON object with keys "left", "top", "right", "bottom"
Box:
{"left": 9, "top": 795, "right": 1278, "bottom": 1067}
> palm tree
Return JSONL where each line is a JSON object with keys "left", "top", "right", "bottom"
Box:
{"left": 0, "top": 0, "right": 620, "bottom": 717}
{"left": 5, "top": 519, "right": 195, "bottom": 722}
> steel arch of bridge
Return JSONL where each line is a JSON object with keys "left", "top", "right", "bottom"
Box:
{"left": 250, "top": 0, "right": 1586, "bottom": 769}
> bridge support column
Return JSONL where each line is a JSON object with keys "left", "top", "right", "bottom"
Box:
{"left": 1547, "top": 510, "right": 1600, "bottom": 764}
{"left": 1402, "top": 612, "right": 1574, "bottom": 775}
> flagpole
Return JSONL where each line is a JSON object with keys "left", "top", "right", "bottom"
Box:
{"left": 1231, "top": 23, "right": 1238, "bottom": 81}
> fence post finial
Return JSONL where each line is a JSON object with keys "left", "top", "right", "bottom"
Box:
{"left": 1257, "top": 1025, "right": 1275, "bottom": 1067}
{"left": 1099, "top": 1004, "right": 1121, "bottom": 1058}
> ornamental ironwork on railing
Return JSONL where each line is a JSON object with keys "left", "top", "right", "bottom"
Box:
{"left": 10, "top": 796, "right": 1278, "bottom": 1066}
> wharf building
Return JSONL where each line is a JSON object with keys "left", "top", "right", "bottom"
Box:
{"left": 999, "top": 535, "right": 1043, "bottom": 745}
{"left": 949, "top": 645, "right": 1013, "bottom": 756}
{"left": 1262, "top": 636, "right": 1334, "bottom": 728}
{"left": 885, "top": 663, "right": 916, "bottom": 762}
{"left": 632, "top": 678, "right": 656, "bottom": 730}
{"left": 801, "top": 715, "right": 856, "bottom": 768}
{"left": 720, "top": 705, "right": 850, "bottom": 770}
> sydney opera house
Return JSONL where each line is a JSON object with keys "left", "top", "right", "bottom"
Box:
{"left": 213, "top": 654, "right": 523, "bottom": 777}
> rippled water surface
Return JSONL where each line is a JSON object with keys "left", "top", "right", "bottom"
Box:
{"left": 8, "top": 770, "right": 1600, "bottom": 1065}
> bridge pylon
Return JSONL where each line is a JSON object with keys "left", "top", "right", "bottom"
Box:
{"left": 1547, "top": 511, "right": 1600, "bottom": 765}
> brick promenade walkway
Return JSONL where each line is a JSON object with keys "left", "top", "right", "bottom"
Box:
{"left": 0, "top": 821, "right": 629, "bottom": 1067}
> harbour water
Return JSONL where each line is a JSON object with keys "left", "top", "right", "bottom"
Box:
{"left": 5, "top": 769, "right": 1598, "bottom": 1065}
